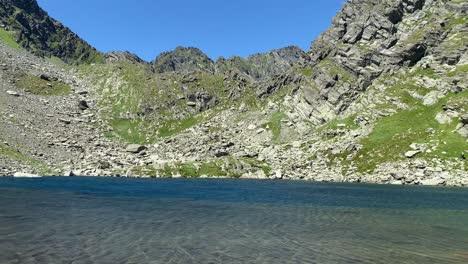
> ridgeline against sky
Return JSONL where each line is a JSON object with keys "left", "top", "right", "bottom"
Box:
{"left": 36, "top": 0, "right": 346, "bottom": 61}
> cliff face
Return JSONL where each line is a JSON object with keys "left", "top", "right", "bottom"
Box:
{"left": 294, "top": 0, "right": 467, "bottom": 124}
{"left": 0, "top": 0, "right": 103, "bottom": 64}
{"left": 0, "top": 0, "right": 466, "bottom": 185}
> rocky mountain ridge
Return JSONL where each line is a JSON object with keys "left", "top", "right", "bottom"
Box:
{"left": 0, "top": 0, "right": 466, "bottom": 186}
{"left": 0, "top": 0, "right": 103, "bottom": 64}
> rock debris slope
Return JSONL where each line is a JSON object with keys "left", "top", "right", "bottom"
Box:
{"left": 0, "top": 0, "right": 466, "bottom": 185}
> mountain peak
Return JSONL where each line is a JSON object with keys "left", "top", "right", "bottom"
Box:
{"left": 151, "top": 46, "right": 215, "bottom": 73}
{"left": 0, "top": 0, "right": 103, "bottom": 64}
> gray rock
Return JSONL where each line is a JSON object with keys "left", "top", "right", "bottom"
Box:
{"left": 420, "top": 177, "right": 446, "bottom": 186}
{"left": 104, "top": 51, "right": 145, "bottom": 64}
{"left": 63, "top": 170, "right": 76, "bottom": 177}
{"left": 59, "top": 118, "right": 71, "bottom": 124}
{"left": 78, "top": 100, "right": 89, "bottom": 110}
{"left": 460, "top": 114, "right": 468, "bottom": 125}
{"left": 214, "top": 150, "right": 229, "bottom": 157}
{"left": 457, "top": 125, "right": 468, "bottom": 138}
{"left": 6, "top": 90, "right": 20, "bottom": 97}
{"left": 126, "top": 144, "right": 147, "bottom": 153}
{"left": 423, "top": 91, "right": 443, "bottom": 106}
{"left": 435, "top": 112, "right": 452, "bottom": 124}
{"left": 40, "top": 73, "right": 57, "bottom": 82}
{"left": 13, "top": 172, "right": 41, "bottom": 178}
{"left": 275, "top": 170, "right": 283, "bottom": 179}
{"left": 76, "top": 90, "right": 88, "bottom": 95}
{"left": 405, "top": 150, "right": 421, "bottom": 158}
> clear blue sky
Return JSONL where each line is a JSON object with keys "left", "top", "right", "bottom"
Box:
{"left": 37, "top": 0, "right": 346, "bottom": 62}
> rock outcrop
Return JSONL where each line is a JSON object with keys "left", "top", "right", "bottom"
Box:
{"left": 0, "top": 0, "right": 103, "bottom": 64}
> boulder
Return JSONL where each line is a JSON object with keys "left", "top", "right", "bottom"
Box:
{"left": 457, "top": 125, "right": 468, "bottom": 138}
{"left": 214, "top": 150, "right": 229, "bottom": 157}
{"left": 13, "top": 172, "right": 41, "bottom": 178}
{"left": 460, "top": 114, "right": 468, "bottom": 125}
{"left": 405, "top": 150, "right": 421, "bottom": 158}
{"left": 247, "top": 124, "right": 256, "bottom": 130}
{"left": 420, "top": 177, "right": 446, "bottom": 186}
{"left": 63, "top": 170, "right": 76, "bottom": 177}
{"left": 78, "top": 100, "right": 89, "bottom": 110}
{"left": 59, "top": 118, "right": 71, "bottom": 124}
{"left": 126, "top": 144, "right": 146, "bottom": 153}
{"left": 6, "top": 90, "right": 20, "bottom": 97}
{"left": 435, "top": 112, "right": 452, "bottom": 124}
{"left": 40, "top": 73, "right": 57, "bottom": 81}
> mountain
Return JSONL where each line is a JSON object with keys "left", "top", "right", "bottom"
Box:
{"left": 0, "top": 0, "right": 103, "bottom": 64}
{"left": 151, "top": 45, "right": 309, "bottom": 80}
{"left": 152, "top": 47, "right": 215, "bottom": 73}
{"left": 0, "top": 0, "right": 466, "bottom": 186}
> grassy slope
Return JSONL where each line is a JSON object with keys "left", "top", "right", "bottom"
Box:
{"left": 0, "top": 143, "right": 54, "bottom": 174}
{"left": 78, "top": 62, "right": 241, "bottom": 144}
{"left": 0, "top": 28, "right": 20, "bottom": 49}
{"left": 15, "top": 73, "right": 71, "bottom": 96}
{"left": 325, "top": 65, "right": 467, "bottom": 173}
{"left": 354, "top": 90, "right": 467, "bottom": 172}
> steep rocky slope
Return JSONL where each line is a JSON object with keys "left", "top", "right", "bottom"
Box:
{"left": 0, "top": 0, "right": 466, "bottom": 185}
{"left": 0, "top": 0, "right": 103, "bottom": 64}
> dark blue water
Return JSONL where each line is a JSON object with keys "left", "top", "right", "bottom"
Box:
{"left": 1, "top": 177, "right": 468, "bottom": 263}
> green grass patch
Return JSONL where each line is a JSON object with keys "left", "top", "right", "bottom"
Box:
{"left": 106, "top": 115, "right": 204, "bottom": 144}
{"left": 409, "top": 68, "right": 440, "bottom": 79}
{"left": 198, "top": 162, "right": 228, "bottom": 177}
{"left": 444, "top": 15, "right": 467, "bottom": 29}
{"left": 265, "top": 111, "right": 287, "bottom": 140}
{"left": 318, "top": 58, "right": 355, "bottom": 83}
{"left": 0, "top": 143, "right": 54, "bottom": 175}
{"left": 386, "top": 82, "right": 431, "bottom": 105}
{"left": 0, "top": 28, "right": 20, "bottom": 49}
{"left": 447, "top": 64, "right": 468, "bottom": 77}
{"left": 106, "top": 118, "right": 153, "bottom": 144}
{"left": 300, "top": 67, "right": 313, "bottom": 77}
{"left": 47, "top": 56, "right": 67, "bottom": 67}
{"left": 15, "top": 74, "right": 71, "bottom": 96}
{"left": 158, "top": 116, "right": 202, "bottom": 137}
{"left": 350, "top": 90, "right": 468, "bottom": 173}
{"left": 318, "top": 115, "right": 359, "bottom": 132}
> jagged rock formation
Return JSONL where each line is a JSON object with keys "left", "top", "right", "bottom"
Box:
{"left": 216, "top": 46, "right": 310, "bottom": 80}
{"left": 104, "top": 51, "right": 145, "bottom": 64}
{"left": 151, "top": 45, "right": 310, "bottom": 81}
{"left": 0, "top": 0, "right": 103, "bottom": 64}
{"left": 152, "top": 47, "right": 215, "bottom": 73}
{"left": 295, "top": 0, "right": 468, "bottom": 124}
{"left": 0, "top": 0, "right": 466, "bottom": 185}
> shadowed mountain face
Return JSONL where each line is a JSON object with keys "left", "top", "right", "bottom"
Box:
{"left": 0, "top": 0, "right": 466, "bottom": 185}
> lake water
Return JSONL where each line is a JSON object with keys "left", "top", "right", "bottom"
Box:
{"left": 0, "top": 177, "right": 468, "bottom": 264}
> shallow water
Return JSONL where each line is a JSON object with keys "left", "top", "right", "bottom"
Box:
{"left": 0, "top": 177, "right": 468, "bottom": 264}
